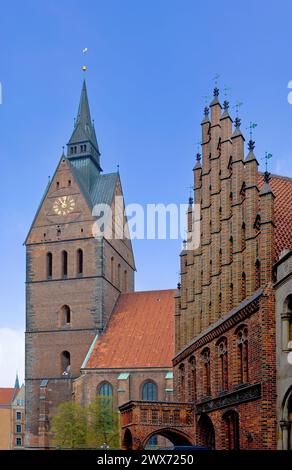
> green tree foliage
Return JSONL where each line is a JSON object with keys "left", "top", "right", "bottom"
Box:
{"left": 51, "top": 397, "right": 120, "bottom": 449}
{"left": 51, "top": 401, "right": 87, "bottom": 449}
{"left": 87, "top": 396, "right": 120, "bottom": 449}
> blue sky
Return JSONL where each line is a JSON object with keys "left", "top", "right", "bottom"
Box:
{"left": 0, "top": 1, "right": 292, "bottom": 383}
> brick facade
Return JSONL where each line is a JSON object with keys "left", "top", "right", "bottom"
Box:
{"left": 120, "top": 88, "right": 292, "bottom": 450}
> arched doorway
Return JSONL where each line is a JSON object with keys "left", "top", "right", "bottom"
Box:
{"left": 123, "top": 428, "right": 133, "bottom": 450}
{"left": 142, "top": 428, "right": 193, "bottom": 449}
{"left": 281, "top": 388, "right": 292, "bottom": 450}
{"left": 197, "top": 414, "right": 215, "bottom": 449}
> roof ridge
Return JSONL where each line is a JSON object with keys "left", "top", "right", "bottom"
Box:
{"left": 258, "top": 171, "right": 292, "bottom": 182}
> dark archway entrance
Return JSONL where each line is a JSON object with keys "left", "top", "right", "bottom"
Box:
{"left": 142, "top": 428, "right": 193, "bottom": 449}
{"left": 123, "top": 428, "right": 133, "bottom": 450}
{"left": 197, "top": 414, "right": 215, "bottom": 449}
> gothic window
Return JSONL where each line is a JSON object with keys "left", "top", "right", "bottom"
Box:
{"left": 46, "top": 252, "right": 53, "bottom": 279}
{"left": 222, "top": 411, "right": 240, "bottom": 450}
{"left": 77, "top": 249, "right": 83, "bottom": 275}
{"left": 188, "top": 356, "right": 196, "bottom": 401}
{"left": 124, "top": 270, "right": 127, "bottom": 291}
{"left": 70, "top": 147, "right": 74, "bottom": 155}
{"left": 237, "top": 326, "right": 248, "bottom": 384}
{"left": 98, "top": 382, "right": 113, "bottom": 397}
{"left": 179, "top": 364, "right": 185, "bottom": 401}
{"left": 61, "top": 305, "right": 71, "bottom": 326}
{"left": 56, "top": 181, "right": 60, "bottom": 189}
{"left": 142, "top": 381, "right": 158, "bottom": 401}
{"left": 217, "top": 338, "right": 228, "bottom": 392}
{"left": 84, "top": 144, "right": 87, "bottom": 152}
{"left": 282, "top": 295, "right": 292, "bottom": 350}
{"left": 68, "top": 180, "right": 71, "bottom": 187}
{"left": 61, "top": 351, "right": 71, "bottom": 375}
{"left": 201, "top": 348, "right": 211, "bottom": 397}
{"left": 255, "top": 259, "right": 260, "bottom": 289}
{"left": 62, "top": 251, "right": 68, "bottom": 277}
{"left": 241, "top": 272, "right": 246, "bottom": 300}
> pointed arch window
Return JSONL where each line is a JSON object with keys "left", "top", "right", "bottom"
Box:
{"left": 62, "top": 251, "right": 68, "bottom": 277}
{"left": 237, "top": 326, "right": 248, "bottom": 384}
{"left": 77, "top": 249, "right": 83, "bottom": 275}
{"left": 188, "top": 356, "right": 196, "bottom": 401}
{"left": 46, "top": 252, "right": 53, "bottom": 279}
{"left": 201, "top": 348, "right": 211, "bottom": 397}
{"left": 282, "top": 295, "right": 292, "bottom": 350}
{"left": 217, "top": 338, "right": 228, "bottom": 392}
{"left": 178, "top": 363, "right": 185, "bottom": 401}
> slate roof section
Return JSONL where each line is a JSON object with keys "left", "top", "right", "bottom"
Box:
{"left": 258, "top": 173, "right": 292, "bottom": 259}
{"left": 85, "top": 289, "right": 176, "bottom": 369}
{"left": 68, "top": 157, "right": 119, "bottom": 209}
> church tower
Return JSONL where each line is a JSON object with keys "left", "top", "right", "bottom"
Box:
{"left": 25, "top": 80, "right": 135, "bottom": 448}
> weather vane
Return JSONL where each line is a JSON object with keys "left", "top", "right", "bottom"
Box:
{"left": 246, "top": 122, "right": 257, "bottom": 139}
{"left": 233, "top": 101, "right": 243, "bottom": 116}
{"left": 213, "top": 73, "right": 220, "bottom": 86}
{"left": 263, "top": 151, "right": 273, "bottom": 172}
{"left": 82, "top": 47, "right": 88, "bottom": 72}
{"left": 223, "top": 85, "right": 231, "bottom": 98}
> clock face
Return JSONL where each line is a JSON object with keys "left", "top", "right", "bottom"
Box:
{"left": 53, "top": 196, "right": 76, "bottom": 215}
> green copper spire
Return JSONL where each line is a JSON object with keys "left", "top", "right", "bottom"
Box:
{"left": 67, "top": 79, "right": 101, "bottom": 171}
{"left": 14, "top": 372, "right": 20, "bottom": 389}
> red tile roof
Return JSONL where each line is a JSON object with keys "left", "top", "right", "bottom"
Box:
{"left": 85, "top": 289, "right": 175, "bottom": 369}
{"left": 0, "top": 388, "right": 16, "bottom": 406}
{"left": 258, "top": 174, "right": 292, "bottom": 259}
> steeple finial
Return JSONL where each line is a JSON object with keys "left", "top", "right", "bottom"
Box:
{"left": 223, "top": 100, "right": 229, "bottom": 110}
{"left": 234, "top": 117, "right": 241, "bottom": 129}
{"left": 248, "top": 139, "right": 255, "bottom": 151}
